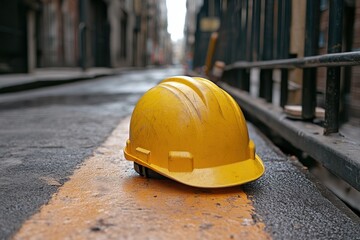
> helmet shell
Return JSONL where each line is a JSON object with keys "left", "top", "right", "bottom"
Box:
{"left": 124, "top": 76, "right": 265, "bottom": 188}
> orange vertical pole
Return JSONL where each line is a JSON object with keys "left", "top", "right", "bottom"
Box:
{"left": 205, "top": 32, "right": 218, "bottom": 76}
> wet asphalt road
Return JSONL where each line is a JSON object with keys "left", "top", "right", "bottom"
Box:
{"left": 0, "top": 67, "right": 183, "bottom": 238}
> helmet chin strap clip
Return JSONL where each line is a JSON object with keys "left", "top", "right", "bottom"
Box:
{"left": 134, "top": 163, "right": 165, "bottom": 179}
{"left": 134, "top": 162, "right": 147, "bottom": 177}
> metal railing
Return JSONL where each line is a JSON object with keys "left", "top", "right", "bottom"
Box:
{"left": 192, "top": 0, "right": 360, "bottom": 191}
{"left": 206, "top": 0, "right": 353, "bottom": 134}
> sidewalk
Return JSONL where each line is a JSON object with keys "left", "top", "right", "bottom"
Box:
{"left": 0, "top": 67, "right": 135, "bottom": 94}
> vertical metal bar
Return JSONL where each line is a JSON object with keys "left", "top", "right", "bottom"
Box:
{"left": 234, "top": 0, "right": 243, "bottom": 87}
{"left": 233, "top": 0, "right": 240, "bottom": 64}
{"left": 251, "top": 0, "right": 261, "bottom": 61}
{"left": 342, "top": 4, "right": 355, "bottom": 123}
{"left": 244, "top": 0, "right": 250, "bottom": 61}
{"left": 280, "top": 0, "right": 291, "bottom": 107}
{"left": 227, "top": 1, "right": 235, "bottom": 85}
{"left": 302, "top": 0, "right": 320, "bottom": 119}
{"left": 250, "top": 0, "right": 261, "bottom": 95}
{"left": 274, "top": 0, "right": 285, "bottom": 105}
{"left": 259, "top": 0, "right": 266, "bottom": 98}
{"left": 324, "top": 0, "right": 343, "bottom": 134}
{"left": 224, "top": 1, "right": 230, "bottom": 82}
{"left": 261, "top": 0, "right": 274, "bottom": 102}
{"left": 237, "top": 0, "right": 243, "bottom": 61}
{"left": 276, "top": 0, "right": 283, "bottom": 60}
{"left": 219, "top": 2, "right": 230, "bottom": 82}
{"left": 242, "top": 0, "right": 250, "bottom": 91}
{"left": 193, "top": 2, "right": 209, "bottom": 70}
{"left": 247, "top": 0, "right": 261, "bottom": 95}
{"left": 226, "top": 1, "right": 231, "bottom": 64}
{"left": 235, "top": 0, "right": 243, "bottom": 89}
{"left": 230, "top": 0, "right": 238, "bottom": 86}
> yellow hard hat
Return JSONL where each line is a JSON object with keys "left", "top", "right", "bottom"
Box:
{"left": 124, "top": 76, "right": 265, "bottom": 188}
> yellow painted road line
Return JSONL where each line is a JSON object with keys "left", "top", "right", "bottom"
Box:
{"left": 15, "top": 116, "right": 270, "bottom": 240}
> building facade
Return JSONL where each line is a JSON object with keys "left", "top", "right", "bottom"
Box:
{"left": 0, "top": 0, "right": 172, "bottom": 73}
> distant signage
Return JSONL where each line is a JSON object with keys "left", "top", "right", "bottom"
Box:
{"left": 200, "top": 17, "right": 220, "bottom": 32}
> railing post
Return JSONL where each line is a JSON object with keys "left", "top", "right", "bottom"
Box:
{"left": 324, "top": 0, "right": 344, "bottom": 134}
{"left": 276, "top": 0, "right": 283, "bottom": 61}
{"left": 241, "top": 0, "right": 250, "bottom": 91}
{"left": 280, "top": 0, "right": 291, "bottom": 107}
{"left": 260, "top": 0, "right": 274, "bottom": 102}
{"left": 225, "top": 0, "right": 233, "bottom": 84}
{"left": 302, "top": 0, "right": 320, "bottom": 119}
{"left": 250, "top": 0, "right": 261, "bottom": 95}
{"left": 250, "top": 0, "right": 261, "bottom": 62}
{"left": 233, "top": 0, "right": 242, "bottom": 88}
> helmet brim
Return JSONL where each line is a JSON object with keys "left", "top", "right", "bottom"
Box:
{"left": 124, "top": 147, "right": 265, "bottom": 188}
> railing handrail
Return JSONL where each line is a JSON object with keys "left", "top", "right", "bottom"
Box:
{"left": 224, "top": 51, "right": 360, "bottom": 71}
